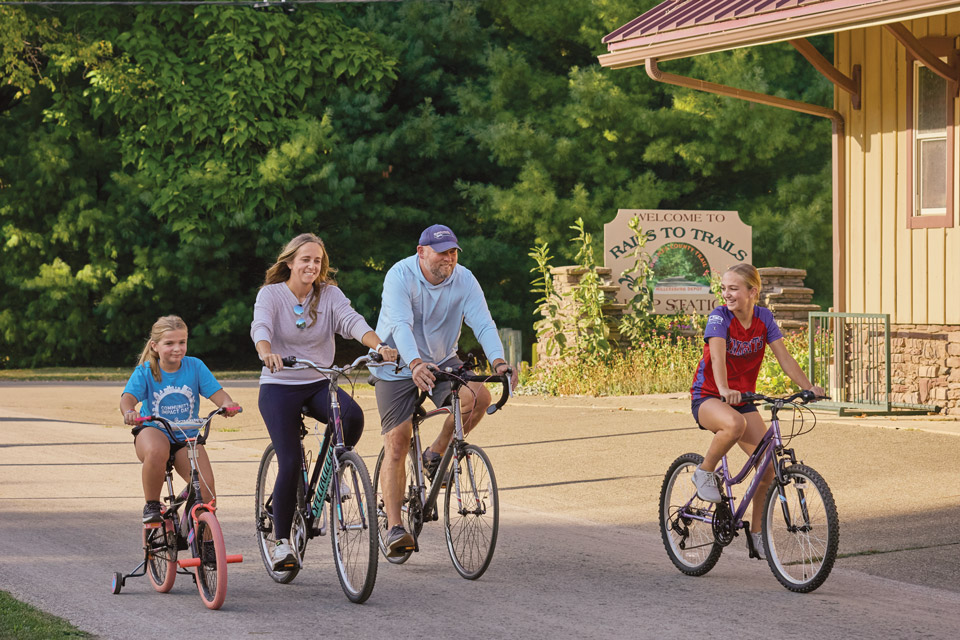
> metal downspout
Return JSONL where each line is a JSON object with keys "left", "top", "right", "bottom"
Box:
{"left": 644, "top": 58, "right": 846, "bottom": 313}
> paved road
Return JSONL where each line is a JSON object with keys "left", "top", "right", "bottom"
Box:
{"left": 1, "top": 384, "right": 958, "bottom": 639}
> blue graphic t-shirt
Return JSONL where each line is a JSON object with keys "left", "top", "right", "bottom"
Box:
{"left": 122, "top": 356, "right": 222, "bottom": 442}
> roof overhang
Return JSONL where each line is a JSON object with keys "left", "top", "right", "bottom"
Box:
{"left": 600, "top": 0, "right": 960, "bottom": 68}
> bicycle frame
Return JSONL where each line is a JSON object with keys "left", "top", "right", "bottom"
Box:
{"left": 113, "top": 409, "right": 243, "bottom": 602}
{"left": 283, "top": 354, "right": 384, "bottom": 538}
{"left": 680, "top": 401, "right": 796, "bottom": 533}
{"left": 405, "top": 365, "right": 510, "bottom": 534}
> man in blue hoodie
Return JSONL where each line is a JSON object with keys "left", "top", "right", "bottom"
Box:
{"left": 370, "top": 224, "right": 514, "bottom": 556}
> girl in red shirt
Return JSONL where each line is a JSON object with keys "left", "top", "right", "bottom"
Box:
{"left": 689, "top": 264, "right": 823, "bottom": 557}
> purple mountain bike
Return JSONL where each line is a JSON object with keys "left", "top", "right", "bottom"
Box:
{"left": 659, "top": 389, "right": 839, "bottom": 593}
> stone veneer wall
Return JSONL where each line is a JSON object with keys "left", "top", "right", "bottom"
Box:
{"left": 889, "top": 325, "right": 960, "bottom": 413}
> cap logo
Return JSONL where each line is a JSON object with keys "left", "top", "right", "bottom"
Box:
{"left": 433, "top": 231, "right": 452, "bottom": 239}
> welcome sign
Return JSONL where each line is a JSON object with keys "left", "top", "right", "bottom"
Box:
{"left": 604, "top": 209, "right": 752, "bottom": 314}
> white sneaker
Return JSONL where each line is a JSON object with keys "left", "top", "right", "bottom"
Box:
{"left": 271, "top": 538, "right": 298, "bottom": 572}
{"left": 691, "top": 466, "right": 722, "bottom": 503}
{"left": 750, "top": 532, "right": 766, "bottom": 560}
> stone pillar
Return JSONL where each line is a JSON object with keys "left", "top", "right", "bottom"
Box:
{"left": 757, "top": 267, "right": 820, "bottom": 330}
{"left": 535, "top": 266, "right": 627, "bottom": 361}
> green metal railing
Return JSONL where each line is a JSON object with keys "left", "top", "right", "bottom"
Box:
{"left": 808, "top": 312, "right": 939, "bottom": 415}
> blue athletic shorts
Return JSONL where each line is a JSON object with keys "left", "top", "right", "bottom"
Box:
{"left": 691, "top": 395, "right": 758, "bottom": 430}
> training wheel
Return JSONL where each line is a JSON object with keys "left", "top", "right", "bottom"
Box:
{"left": 111, "top": 572, "right": 123, "bottom": 594}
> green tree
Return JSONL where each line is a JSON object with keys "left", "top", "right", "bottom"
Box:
{"left": 0, "top": 1, "right": 836, "bottom": 367}
{"left": 1, "top": 5, "right": 398, "bottom": 366}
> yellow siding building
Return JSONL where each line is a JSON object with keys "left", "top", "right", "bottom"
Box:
{"left": 601, "top": 0, "right": 960, "bottom": 412}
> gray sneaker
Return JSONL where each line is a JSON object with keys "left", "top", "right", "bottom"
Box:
{"left": 384, "top": 525, "right": 415, "bottom": 557}
{"left": 749, "top": 532, "right": 766, "bottom": 560}
{"left": 691, "top": 466, "right": 722, "bottom": 503}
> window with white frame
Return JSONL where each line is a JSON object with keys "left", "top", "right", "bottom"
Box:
{"left": 914, "top": 61, "right": 948, "bottom": 216}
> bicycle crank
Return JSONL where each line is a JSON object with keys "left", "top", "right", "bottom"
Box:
{"left": 711, "top": 501, "right": 736, "bottom": 546}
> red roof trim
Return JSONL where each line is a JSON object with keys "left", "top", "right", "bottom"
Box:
{"left": 604, "top": 0, "right": 864, "bottom": 45}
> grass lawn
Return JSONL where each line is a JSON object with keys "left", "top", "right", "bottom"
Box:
{"left": 0, "top": 590, "right": 91, "bottom": 638}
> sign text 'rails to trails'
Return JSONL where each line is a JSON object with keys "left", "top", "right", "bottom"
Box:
{"left": 604, "top": 210, "right": 752, "bottom": 314}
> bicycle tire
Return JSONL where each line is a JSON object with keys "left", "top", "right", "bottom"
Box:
{"left": 254, "top": 443, "right": 305, "bottom": 583}
{"left": 144, "top": 519, "right": 177, "bottom": 593}
{"left": 444, "top": 444, "right": 498, "bottom": 580}
{"left": 659, "top": 453, "right": 723, "bottom": 576}
{"left": 194, "top": 511, "right": 228, "bottom": 610}
{"left": 372, "top": 447, "right": 413, "bottom": 564}
{"left": 762, "top": 463, "right": 839, "bottom": 593}
{"left": 330, "top": 450, "right": 378, "bottom": 603}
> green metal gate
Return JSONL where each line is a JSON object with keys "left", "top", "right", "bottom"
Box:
{"left": 808, "top": 312, "right": 939, "bottom": 415}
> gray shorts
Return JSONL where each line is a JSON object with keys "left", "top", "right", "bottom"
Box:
{"left": 373, "top": 357, "right": 460, "bottom": 434}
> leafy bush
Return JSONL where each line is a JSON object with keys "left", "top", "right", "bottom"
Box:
{"left": 755, "top": 329, "right": 809, "bottom": 395}
{"left": 519, "top": 334, "right": 703, "bottom": 396}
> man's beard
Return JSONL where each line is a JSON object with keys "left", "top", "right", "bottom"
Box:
{"left": 428, "top": 263, "right": 453, "bottom": 281}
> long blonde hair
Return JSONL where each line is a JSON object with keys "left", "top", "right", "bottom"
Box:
{"left": 726, "top": 263, "right": 762, "bottom": 302}
{"left": 138, "top": 315, "right": 188, "bottom": 383}
{"left": 262, "top": 233, "right": 337, "bottom": 328}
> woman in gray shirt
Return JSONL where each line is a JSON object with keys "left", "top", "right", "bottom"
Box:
{"left": 251, "top": 232, "right": 396, "bottom": 572}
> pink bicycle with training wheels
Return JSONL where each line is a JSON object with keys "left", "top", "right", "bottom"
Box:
{"left": 110, "top": 407, "right": 243, "bottom": 609}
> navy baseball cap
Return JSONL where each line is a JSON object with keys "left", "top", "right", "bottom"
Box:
{"left": 418, "top": 224, "right": 461, "bottom": 252}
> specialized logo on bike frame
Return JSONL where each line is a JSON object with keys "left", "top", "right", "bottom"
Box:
{"left": 604, "top": 209, "right": 751, "bottom": 315}
{"left": 151, "top": 385, "right": 197, "bottom": 423}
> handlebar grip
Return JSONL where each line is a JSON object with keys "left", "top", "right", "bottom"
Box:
{"left": 133, "top": 416, "right": 151, "bottom": 424}
{"left": 486, "top": 369, "right": 512, "bottom": 415}
{"left": 370, "top": 352, "right": 384, "bottom": 364}
{"left": 281, "top": 356, "right": 297, "bottom": 367}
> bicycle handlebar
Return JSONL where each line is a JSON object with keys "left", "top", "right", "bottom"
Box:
{"left": 280, "top": 352, "right": 385, "bottom": 373}
{"left": 739, "top": 390, "right": 830, "bottom": 405}
{"left": 133, "top": 405, "right": 241, "bottom": 444}
{"left": 424, "top": 364, "right": 513, "bottom": 416}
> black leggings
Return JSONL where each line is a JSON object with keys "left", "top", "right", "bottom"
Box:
{"left": 258, "top": 381, "right": 365, "bottom": 540}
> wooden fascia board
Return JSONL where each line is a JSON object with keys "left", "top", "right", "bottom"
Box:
{"left": 599, "top": 0, "right": 960, "bottom": 68}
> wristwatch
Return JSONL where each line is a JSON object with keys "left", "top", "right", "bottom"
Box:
{"left": 376, "top": 343, "right": 389, "bottom": 353}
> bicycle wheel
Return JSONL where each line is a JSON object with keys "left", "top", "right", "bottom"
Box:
{"left": 762, "top": 464, "right": 839, "bottom": 593}
{"left": 144, "top": 519, "right": 177, "bottom": 593}
{"left": 372, "top": 447, "right": 413, "bottom": 565}
{"left": 330, "top": 450, "right": 378, "bottom": 603}
{"left": 659, "top": 453, "right": 723, "bottom": 576}
{"left": 194, "top": 511, "right": 228, "bottom": 610}
{"left": 254, "top": 444, "right": 304, "bottom": 583}
{"left": 444, "top": 444, "right": 498, "bottom": 580}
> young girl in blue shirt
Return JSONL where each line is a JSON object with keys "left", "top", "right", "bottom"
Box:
{"left": 120, "top": 315, "right": 241, "bottom": 524}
